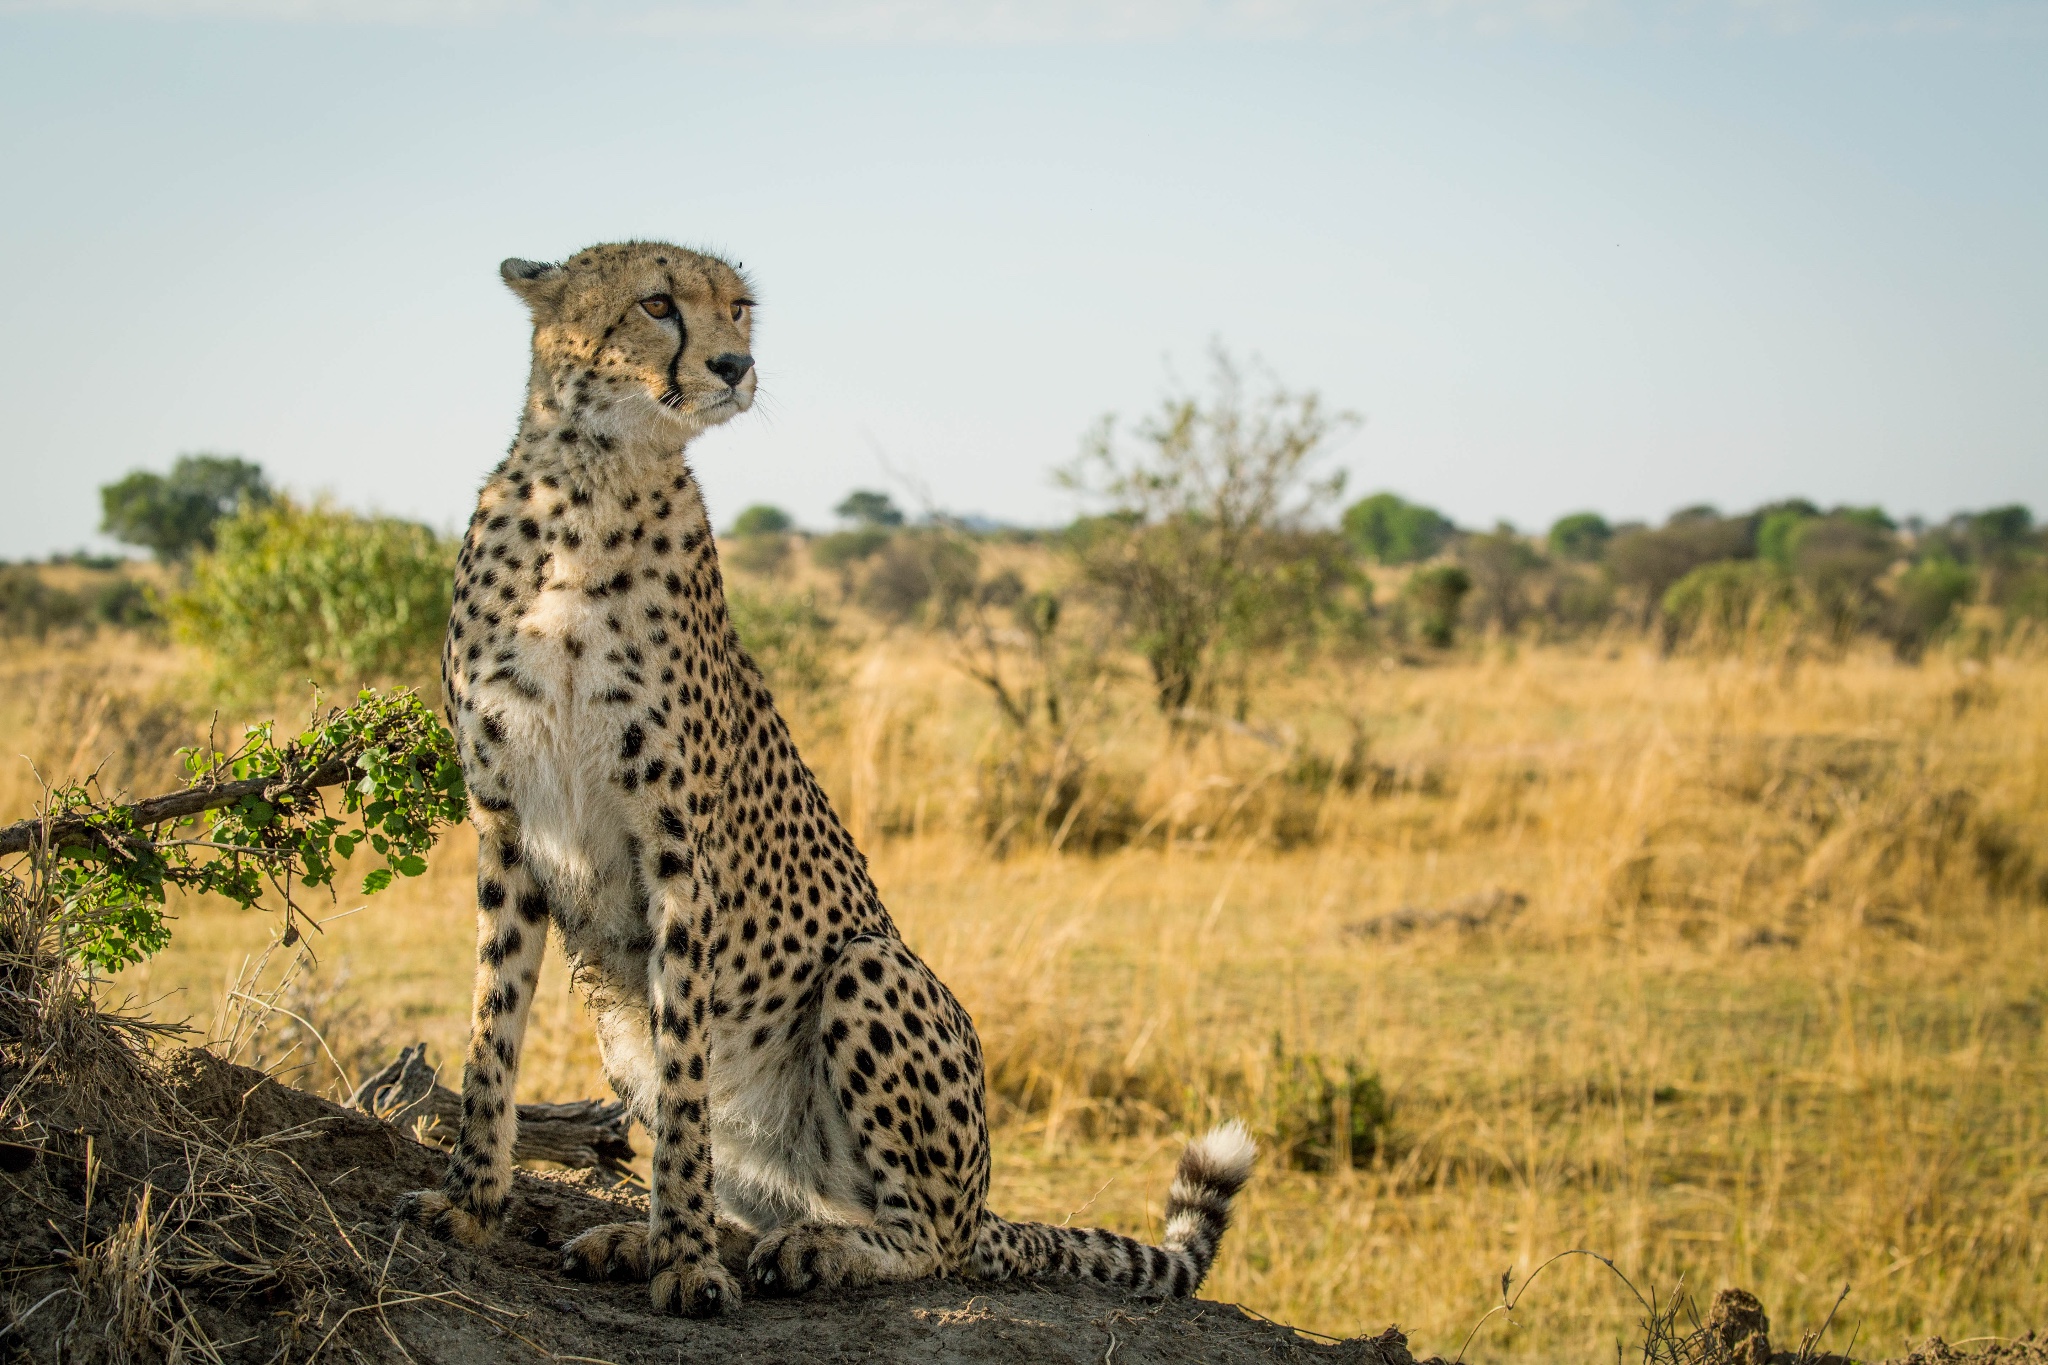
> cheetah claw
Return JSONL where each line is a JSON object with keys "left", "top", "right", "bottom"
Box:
{"left": 651, "top": 1261, "right": 741, "bottom": 1317}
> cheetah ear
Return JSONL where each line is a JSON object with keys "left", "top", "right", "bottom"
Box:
{"left": 500, "top": 258, "right": 567, "bottom": 312}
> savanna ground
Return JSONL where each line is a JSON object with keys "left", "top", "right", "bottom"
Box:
{"left": 3, "top": 546, "right": 2045, "bottom": 1362}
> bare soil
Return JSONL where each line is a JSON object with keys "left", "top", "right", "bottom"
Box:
{"left": 0, "top": 1046, "right": 1420, "bottom": 1364}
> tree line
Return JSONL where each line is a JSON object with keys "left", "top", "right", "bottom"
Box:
{"left": 8, "top": 355, "right": 2042, "bottom": 719}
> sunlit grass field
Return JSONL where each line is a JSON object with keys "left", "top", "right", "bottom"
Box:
{"left": 4, "top": 625, "right": 2044, "bottom": 1361}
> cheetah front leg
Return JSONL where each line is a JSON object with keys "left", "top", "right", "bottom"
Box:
{"left": 619, "top": 859, "right": 738, "bottom": 1316}
{"left": 396, "top": 825, "right": 549, "bottom": 1245}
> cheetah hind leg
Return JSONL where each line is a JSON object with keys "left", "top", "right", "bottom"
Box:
{"left": 750, "top": 1220, "right": 935, "bottom": 1296}
{"left": 750, "top": 935, "right": 978, "bottom": 1296}
{"left": 560, "top": 1217, "right": 758, "bottom": 1283}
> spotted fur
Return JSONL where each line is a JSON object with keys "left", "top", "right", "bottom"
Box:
{"left": 395, "top": 241, "right": 1256, "bottom": 1315}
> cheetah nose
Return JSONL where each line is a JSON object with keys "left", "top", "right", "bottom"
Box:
{"left": 706, "top": 352, "right": 755, "bottom": 388}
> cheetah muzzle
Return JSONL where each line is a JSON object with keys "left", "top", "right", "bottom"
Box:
{"left": 396, "top": 240, "right": 1257, "bottom": 1315}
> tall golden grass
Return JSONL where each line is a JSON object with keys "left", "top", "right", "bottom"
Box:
{"left": 4, "top": 621, "right": 2043, "bottom": 1360}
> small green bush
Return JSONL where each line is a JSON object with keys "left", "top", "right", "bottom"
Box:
{"left": 1660, "top": 561, "right": 1803, "bottom": 653}
{"left": 1406, "top": 564, "right": 1472, "bottom": 647}
{"left": 1887, "top": 558, "right": 1974, "bottom": 659}
{"left": 168, "top": 500, "right": 454, "bottom": 697}
{"left": 1265, "top": 1039, "right": 1392, "bottom": 1172}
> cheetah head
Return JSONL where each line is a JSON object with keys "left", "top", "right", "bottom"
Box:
{"left": 501, "top": 241, "right": 756, "bottom": 444}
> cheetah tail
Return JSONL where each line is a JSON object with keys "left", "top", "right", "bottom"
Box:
{"left": 973, "top": 1121, "right": 1257, "bottom": 1298}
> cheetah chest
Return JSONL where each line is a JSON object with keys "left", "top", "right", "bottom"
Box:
{"left": 476, "top": 582, "right": 650, "bottom": 928}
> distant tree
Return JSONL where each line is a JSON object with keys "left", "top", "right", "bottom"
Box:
{"left": 1546, "top": 512, "right": 1611, "bottom": 564}
{"left": 1460, "top": 524, "right": 1543, "bottom": 632}
{"left": 1755, "top": 505, "right": 1816, "bottom": 570}
{"left": 1060, "top": 346, "right": 1354, "bottom": 717}
{"left": 1341, "top": 492, "right": 1455, "bottom": 565}
{"left": 858, "top": 532, "right": 981, "bottom": 625}
{"left": 100, "top": 454, "right": 272, "bottom": 563}
{"left": 1968, "top": 505, "right": 2032, "bottom": 555}
{"left": 835, "top": 490, "right": 905, "bottom": 528}
{"left": 1606, "top": 509, "right": 1755, "bottom": 625}
{"left": 1832, "top": 504, "right": 1896, "bottom": 531}
{"left": 731, "top": 504, "right": 793, "bottom": 536}
{"left": 1787, "top": 513, "right": 1901, "bottom": 641}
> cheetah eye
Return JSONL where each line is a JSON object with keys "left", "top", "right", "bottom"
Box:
{"left": 641, "top": 295, "right": 676, "bottom": 320}
{"left": 731, "top": 299, "right": 753, "bottom": 323}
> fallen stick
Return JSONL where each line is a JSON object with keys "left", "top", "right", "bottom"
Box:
{"left": 350, "top": 1043, "right": 636, "bottom": 1174}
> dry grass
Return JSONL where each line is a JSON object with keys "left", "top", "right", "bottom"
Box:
{"left": 4, "top": 623, "right": 2044, "bottom": 1361}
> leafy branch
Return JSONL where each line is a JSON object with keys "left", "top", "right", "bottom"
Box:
{"left": 0, "top": 689, "right": 467, "bottom": 973}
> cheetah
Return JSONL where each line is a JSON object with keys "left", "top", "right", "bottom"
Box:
{"left": 395, "top": 241, "right": 1256, "bottom": 1317}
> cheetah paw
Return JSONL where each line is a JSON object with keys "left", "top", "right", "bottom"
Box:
{"left": 748, "top": 1223, "right": 870, "bottom": 1296}
{"left": 559, "top": 1222, "right": 649, "bottom": 1281}
{"left": 650, "top": 1260, "right": 741, "bottom": 1317}
{"left": 393, "top": 1188, "right": 495, "bottom": 1247}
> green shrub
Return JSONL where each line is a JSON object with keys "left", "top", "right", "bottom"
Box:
{"left": 168, "top": 500, "right": 454, "bottom": 697}
{"left": 1406, "top": 564, "right": 1472, "bottom": 647}
{"left": 1887, "top": 558, "right": 1974, "bottom": 659}
{"left": 1264, "top": 1039, "right": 1392, "bottom": 1172}
{"left": 1660, "top": 560, "right": 1803, "bottom": 653}
{"left": 728, "top": 589, "right": 838, "bottom": 696}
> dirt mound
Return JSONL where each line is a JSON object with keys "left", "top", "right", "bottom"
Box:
{"left": 0, "top": 1044, "right": 1419, "bottom": 1364}
{"left": 2, "top": 1043, "right": 2039, "bottom": 1364}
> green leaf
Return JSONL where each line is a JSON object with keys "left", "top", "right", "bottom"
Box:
{"left": 396, "top": 854, "right": 428, "bottom": 877}
{"left": 361, "top": 867, "right": 394, "bottom": 895}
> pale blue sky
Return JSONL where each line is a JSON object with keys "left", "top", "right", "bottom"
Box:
{"left": 2, "top": 1, "right": 2044, "bottom": 556}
